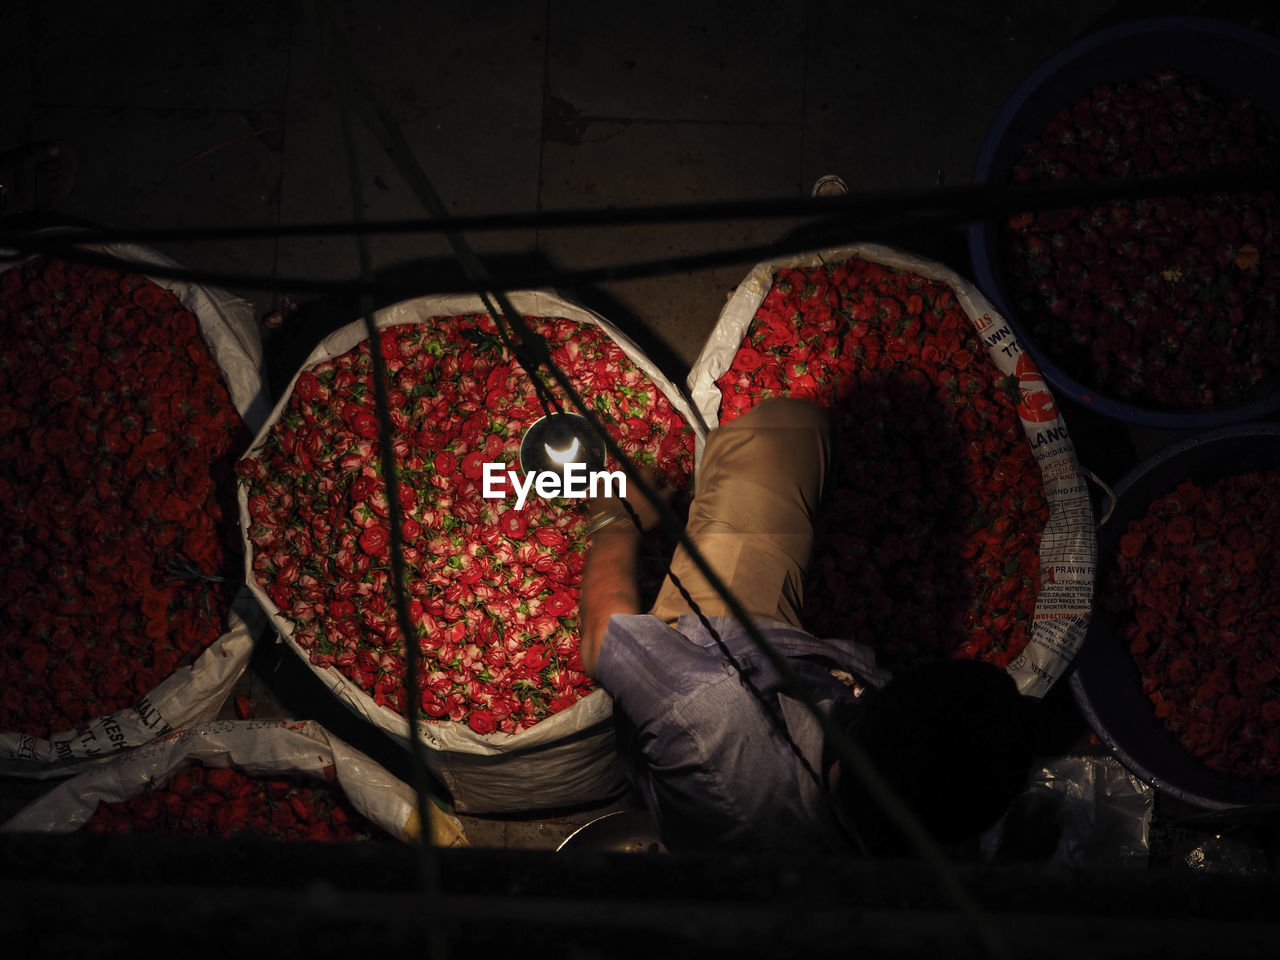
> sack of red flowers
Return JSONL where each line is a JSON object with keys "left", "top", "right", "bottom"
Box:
{"left": 0, "top": 244, "right": 269, "bottom": 775}
{"left": 0, "top": 719, "right": 462, "bottom": 844}
{"left": 237, "top": 291, "right": 702, "bottom": 813}
{"left": 688, "top": 244, "right": 1095, "bottom": 697}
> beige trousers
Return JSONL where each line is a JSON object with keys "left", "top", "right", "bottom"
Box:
{"left": 649, "top": 398, "right": 831, "bottom": 629}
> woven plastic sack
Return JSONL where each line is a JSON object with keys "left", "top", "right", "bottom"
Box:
{"left": 240, "top": 291, "right": 705, "bottom": 813}
{"left": 0, "top": 241, "right": 269, "bottom": 775}
{"left": 687, "top": 243, "right": 1095, "bottom": 697}
{"left": 0, "top": 719, "right": 464, "bottom": 845}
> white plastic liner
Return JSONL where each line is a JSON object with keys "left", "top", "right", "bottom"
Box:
{"left": 0, "top": 719, "right": 463, "bottom": 845}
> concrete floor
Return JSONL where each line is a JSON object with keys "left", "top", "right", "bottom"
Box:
{"left": 4, "top": 0, "right": 1278, "bottom": 847}
{"left": 4, "top": 0, "right": 1146, "bottom": 367}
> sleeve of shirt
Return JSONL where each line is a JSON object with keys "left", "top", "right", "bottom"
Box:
{"left": 594, "top": 613, "right": 731, "bottom": 724}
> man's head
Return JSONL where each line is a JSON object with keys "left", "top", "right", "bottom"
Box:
{"left": 832, "top": 658, "right": 1036, "bottom": 856}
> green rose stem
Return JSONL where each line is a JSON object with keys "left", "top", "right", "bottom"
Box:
{"left": 164, "top": 557, "right": 227, "bottom": 626}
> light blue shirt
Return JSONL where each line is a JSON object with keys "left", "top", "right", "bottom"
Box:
{"left": 596, "top": 613, "right": 890, "bottom": 855}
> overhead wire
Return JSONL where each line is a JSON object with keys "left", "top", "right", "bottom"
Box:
{"left": 2, "top": 158, "right": 1275, "bottom": 243}
{"left": 321, "top": 3, "right": 446, "bottom": 958}
{"left": 0, "top": 159, "right": 1275, "bottom": 301}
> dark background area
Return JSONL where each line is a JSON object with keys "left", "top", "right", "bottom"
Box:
{"left": 4, "top": 1, "right": 1280, "bottom": 955}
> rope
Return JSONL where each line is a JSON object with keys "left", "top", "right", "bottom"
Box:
{"left": 1083, "top": 465, "right": 1118, "bottom": 527}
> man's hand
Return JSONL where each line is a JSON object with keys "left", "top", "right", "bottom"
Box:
{"left": 588, "top": 466, "right": 674, "bottom": 534}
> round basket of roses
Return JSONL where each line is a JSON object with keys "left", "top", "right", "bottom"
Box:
{"left": 1072, "top": 423, "right": 1280, "bottom": 809}
{"left": 970, "top": 18, "right": 1280, "bottom": 429}
{"left": 0, "top": 245, "right": 268, "bottom": 775}
{"left": 688, "top": 243, "right": 1096, "bottom": 698}
{"left": 237, "top": 291, "right": 702, "bottom": 814}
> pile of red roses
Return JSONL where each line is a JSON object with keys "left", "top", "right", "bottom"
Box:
{"left": 1002, "top": 69, "right": 1280, "bottom": 410}
{"left": 85, "top": 761, "right": 388, "bottom": 841}
{"left": 0, "top": 257, "right": 247, "bottom": 739}
{"left": 716, "top": 257, "right": 1047, "bottom": 668}
{"left": 240, "top": 314, "right": 695, "bottom": 734}
{"left": 1105, "top": 471, "right": 1280, "bottom": 779}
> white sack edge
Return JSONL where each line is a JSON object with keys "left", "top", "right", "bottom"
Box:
{"left": 1, "top": 718, "right": 427, "bottom": 843}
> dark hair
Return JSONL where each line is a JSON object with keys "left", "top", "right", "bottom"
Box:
{"left": 834, "top": 659, "right": 1036, "bottom": 855}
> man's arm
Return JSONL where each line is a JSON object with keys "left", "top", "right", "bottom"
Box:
{"left": 578, "top": 518, "right": 641, "bottom": 678}
{"left": 577, "top": 468, "right": 672, "bottom": 678}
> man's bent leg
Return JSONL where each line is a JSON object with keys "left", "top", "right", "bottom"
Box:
{"left": 649, "top": 398, "right": 829, "bottom": 629}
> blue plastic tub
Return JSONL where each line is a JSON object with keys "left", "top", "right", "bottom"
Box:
{"left": 1070, "top": 423, "right": 1280, "bottom": 809}
{"left": 969, "top": 17, "right": 1280, "bottom": 429}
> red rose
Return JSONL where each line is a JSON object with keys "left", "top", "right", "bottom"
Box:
{"left": 500, "top": 510, "right": 529, "bottom": 539}
{"left": 349, "top": 475, "right": 377, "bottom": 504}
{"left": 48, "top": 376, "right": 79, "bottom": 404}
{"left": 359, "top": 525, "right": 390, "bottom": 557}
{"left": 20, "top": 643, "right": 50, "bottom": 675}
{"left": 287, "top": 792, "right": 316, "bottom": 822}
{"left": 461, "top": 450, "right": 487, "bottom": 481}
{"left": 460, "top": 412, "right": 488, "bottom": 447}
{"left": 397, "top": 484, "right": 417, "bottom": 512}
{"left": 205, "top": 767, "right": 240, "bottom": 796}
{"left": 141, "top": 589, "right": 170, "bottom": 620}
{"left": 534, "top": 527, "right": 565, "bottom": 549}
{"left": 294, "top": 372, "right": 320, "bottom": 401}
{"left": 433, "top": 451, "right": 457, "bottom": 476}
{"left": 544, "top": 592, "right": 575, "bottom": 618}
{"left": 1166, "top": 516, "right": 1194, "bottom": 545}
{"left": 735, "top": 347, "right": 763, "bottom": 372}
{"left": 351, "top": 409, "right": 379, "bottom": 439}
{"left": 467, "top": 709, "right": 497, "bottom": 735}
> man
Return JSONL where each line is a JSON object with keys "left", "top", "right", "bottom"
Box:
{"left": 579, "top": 398, "right": 1034, "bottom": 856}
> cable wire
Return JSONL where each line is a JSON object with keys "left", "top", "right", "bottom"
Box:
{"left": 3, "top": 158, "right": 1274, "bottom": 243}
{"left": 1, "top": 159, "right": 1275, "bottom": 301}
{"left": 322, "top": 3, "right": 446, "bottom": 957}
